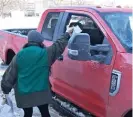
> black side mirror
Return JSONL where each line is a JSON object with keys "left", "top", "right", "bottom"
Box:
{"left": 68, "top": 33, "right": 91, "bottom": 61}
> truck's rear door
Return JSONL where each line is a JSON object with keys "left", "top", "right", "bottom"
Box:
{"left": 37, "top": 9, "right": 65, "bottom": 47}
{"left": 36, "top": 9, "right": 66, "bottom": 90}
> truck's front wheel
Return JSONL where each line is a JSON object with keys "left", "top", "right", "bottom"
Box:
{"left": 6, "top": 50, "right": 15, "bottom": 65}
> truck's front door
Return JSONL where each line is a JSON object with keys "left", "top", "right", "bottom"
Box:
{"left": 52, "top": 10, "right": 117, "bottom": 117}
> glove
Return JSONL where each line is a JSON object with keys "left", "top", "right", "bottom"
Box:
{"left": 1, "top": 82, "right": 10, "bottom": 94}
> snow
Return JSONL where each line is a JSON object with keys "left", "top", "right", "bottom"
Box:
{"left": 0, "top": 59, "right": 63, "bottom": 117}
{"left": 0, "top": 17, "right": 40, "bottom": 30}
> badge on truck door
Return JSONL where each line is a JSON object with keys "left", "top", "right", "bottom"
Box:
{"left": 109, "top": 70, "right": 122, "bottom": 96}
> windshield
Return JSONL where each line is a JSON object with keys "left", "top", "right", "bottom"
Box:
{"left": 101, "top": 12, "right": 132, "bottom": 53}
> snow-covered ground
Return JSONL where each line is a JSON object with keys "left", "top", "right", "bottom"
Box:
{"left": 0, "top": 59, "right": 63, "bottom": 117}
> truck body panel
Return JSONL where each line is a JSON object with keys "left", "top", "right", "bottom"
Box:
{"left": 107, "top": 52, "right": 132, "bottom": 117}
{"left": 0, "top": 6, "right": 132, "bottom": 117}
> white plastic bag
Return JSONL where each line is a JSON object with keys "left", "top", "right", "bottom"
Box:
{"left": 0, "top": 94, "right": 15, "bottom": 117}
{"left": 73, "top": 25, "right": 82, "bottom": 34}
{"left": 0, "top": 104, "right": 14, "bottom": 117}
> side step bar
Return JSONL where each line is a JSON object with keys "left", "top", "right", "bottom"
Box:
{"left": 51, "top": 96, "right": 93, "bottom": 117}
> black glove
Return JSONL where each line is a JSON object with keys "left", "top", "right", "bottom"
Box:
{"left": 1, "top": 82, "right": 10, "bottom": 94}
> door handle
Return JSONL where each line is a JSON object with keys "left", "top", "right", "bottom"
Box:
{"left": 57, "top": 55, "right": 63, "bottom": 61}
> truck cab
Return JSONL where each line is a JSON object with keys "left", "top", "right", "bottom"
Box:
{"left": 37, "top": 7, "right": 132, "bottom": 117}
{"left": 0, "top": 6, "right": 132, "bottom": 117}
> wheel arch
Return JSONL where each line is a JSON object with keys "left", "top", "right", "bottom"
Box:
{"left": 6, "top": 49, "right": 16, "bottom": 65}
{"left": 123, "top": 109, "right": 132, "bottom": 117}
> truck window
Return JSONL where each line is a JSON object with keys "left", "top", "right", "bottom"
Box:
{"left": 101, "top": 12, "right": 132, "bottom": 53}
{"left": 65, "top": 13, "right": 113, "bottom": 64}
{"left": 41, "top": 12, "right": 60, "bottom": 41}
{"left": 65, "top": 14, "right": 105, "bottom": 45}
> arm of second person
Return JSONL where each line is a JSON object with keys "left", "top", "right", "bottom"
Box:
{"left": 1, "top": 56, "right": 17, "bottom": 94}
{"left": 46, "top": 32, "right": 70, "bottom": 66}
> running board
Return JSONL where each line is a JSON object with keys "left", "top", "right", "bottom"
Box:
{"left": 52, "top": 96, "right": 93, "bottom": 117}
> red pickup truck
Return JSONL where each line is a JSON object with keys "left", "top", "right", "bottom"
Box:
{"left": 0, "top": 6, "right": 132, "bottom": 117}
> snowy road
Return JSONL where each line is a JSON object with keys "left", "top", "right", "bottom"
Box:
{"left": 0, "top": 59, "right": 63, "bottom": 117}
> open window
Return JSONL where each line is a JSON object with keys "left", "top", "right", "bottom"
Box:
{"left": 65, "top": 13, "right": 113, "bottom": 64}
{"left": 65, "top": 14, "right": 105, "bottom": 45}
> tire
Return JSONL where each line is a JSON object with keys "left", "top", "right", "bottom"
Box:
{"left": 124, "top": 110, "right": 132, "bottom": 117}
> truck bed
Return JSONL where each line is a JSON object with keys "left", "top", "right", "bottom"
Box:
{"left": 3, "top": 28, "right": 36, "bottom": 36}
{"left": 0, "top": 28, "right": 36, "bottom": 62}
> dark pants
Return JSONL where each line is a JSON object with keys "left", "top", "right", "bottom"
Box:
{"left": 23, "top": 104, "right": 51, "bottom": 117}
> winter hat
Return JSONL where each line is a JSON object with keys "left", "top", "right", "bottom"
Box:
{"left": 28, "top": 30, "right": 44, "bottom": 43}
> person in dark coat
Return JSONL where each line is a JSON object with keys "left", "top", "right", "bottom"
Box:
{"left": 1, "top": 27, "right": 74, "bottom": 117}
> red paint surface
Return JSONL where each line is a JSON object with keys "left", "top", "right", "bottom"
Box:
{"left": 0, "top": 7, "right": 132, "bottom": 117}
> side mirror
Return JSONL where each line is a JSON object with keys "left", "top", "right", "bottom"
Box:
{"left": 90, "top": 44, "right": 110, "bottom": 63}
{"left": 90, "top": 44, "right": 110, "bottom": 53}
{"left": 68, "top": 33, "right": 91, "bottom": 61}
